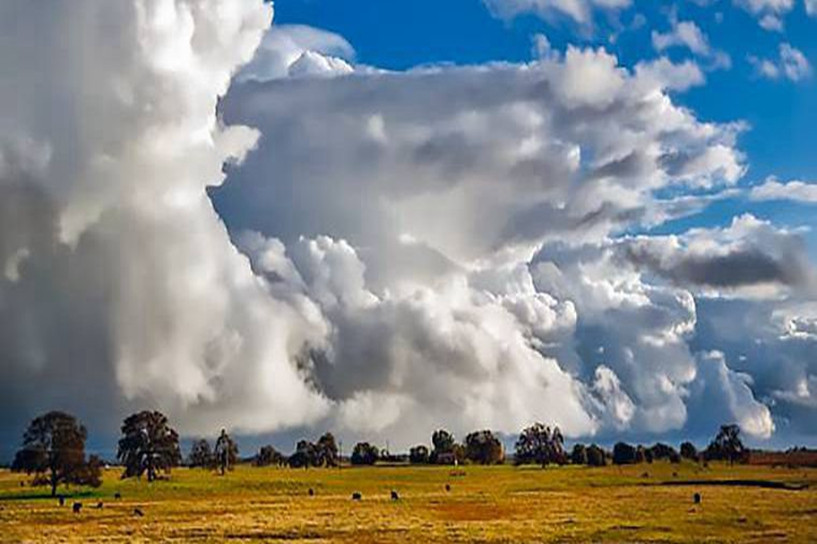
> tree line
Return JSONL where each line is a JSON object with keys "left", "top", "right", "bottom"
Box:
{"left": 8, "top": 409, "right": 749, "bottom": 496}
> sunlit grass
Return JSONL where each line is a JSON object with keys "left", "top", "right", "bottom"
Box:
{"left": 1, "top": 462, "right": 815, "bottom": 542}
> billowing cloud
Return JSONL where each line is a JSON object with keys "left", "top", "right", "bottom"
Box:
{"left": 750, "top": 177, "right": 817, "bottom": 202}
{"left": 0, "top": 1, "right": 333, "bottom": 442}
{"left": 1, "top": 0, "right": 814, "bottom": 454}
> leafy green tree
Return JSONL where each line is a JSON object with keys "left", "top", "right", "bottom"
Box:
{"left": 117, "top": 411, "right": 181, "bottom": 481}
{"left": 214, "top": 429, "right": 239, "bottom": 475}
{"left": 586, "top": 444, "right": 607, "bottom": 467}
{"left": 464, "top": 430, "right": 504, "bottom": 465}
{"left": 289, "top": 440, "right": 318, "bottom": 469}
{"left": 514, "top": 423, "right": 566, "bottom": 467}
{"left": 351, "top": 442, "right": 379, "bottom": 466}
{"left": 409, "top": 445, "right": 430, "bottom": 464}
{"left": 255, "top": 445, "right": 286, "bottom": 467}
{"left": 12, "top": 411, "right": 102, "bottom": 496}
{"left": 680, "top": 441, "right": 698, "bottom": 461}
{"left": 612, "top": 442, "right": 637, "bottom": 465}
{"left": 570, "top": 444, "right": 588, "bottom": 465}
{"left": 705, "top": 424, "right": 746, "bottom": 464}
{"left": 188, "top": 439, "right": 214, "bottom": 469}
{"left": 430, "top": 429, "right": 456, "bottom": 463}
{"left": 316, "top": 432, "right": 339, "bottom": 467}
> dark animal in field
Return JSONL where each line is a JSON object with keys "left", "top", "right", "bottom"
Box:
{"left": 391, "top": 490, "right": 399, "bottom": 501}
{"left": 96, "top": 501, "right": 104, "bottom": 509}
{"left": 672, "top": 472, "right": 678, "bottom": 478}
{"left": 308, "top": 488, "right": 315, "bottom": 496}
{"left": 445, "top": 484, "right": 451, "bottom": 492}
{"left": 693, "top": 493, "right": 702, "bottom": 504}
{"left": 58, "top": 496, "right": 65, "bottom": 506}
{"left": 114, "top": 492, "right": 122, "bottom": 500}
{"left": 641, "top": 472, "right": 650, "bottom": 478}
{"left": 351, "top": 492, "right": 362, "bottom": 501}
{"left": 133, "top": 508, "right": 144, "bottom": 517}
{"left": 19, "top": 481, "right": 25, "bottom": 487}
{"left": 72, "top": 503, "right": 82, "bottom": 514}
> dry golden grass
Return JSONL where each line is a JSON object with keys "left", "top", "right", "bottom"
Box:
{"left": 1, "top": 461, "right": 815, "bottom": 542}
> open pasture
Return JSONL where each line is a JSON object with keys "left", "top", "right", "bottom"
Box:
{"left": 1, "top": 462, "right": 815, "bottom": 543}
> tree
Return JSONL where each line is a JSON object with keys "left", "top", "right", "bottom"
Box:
{"left": 680, "top": 441, "right": 698, "bottom": 461}
{"left": 464, "top": 430, "right": 504, "bottom": 465}
{"left": 409, "top": 445, "right": 430, "bottom": 464}
{"left": 188, "top": 439, "right": 214, "bottom": 469}
{"left": 612, "top": 442, "right": 637, "bottom": 465}
{"left": 117, "top": 411, "right": 181, "bottom": 482}
{"left": 430, "top": 429, "right": 456, "bottom": 463}
{"left": 514, "top": 423, "right": 567, "bottom": 467}
{"left": 586, "top": 444, "right": 607, "bottom": 467}
{"left": 316, "top": 433, "right": 339, "bottom": 468}
{"left": 570, "top": 444, "right": 588, "bottom": 465}
{"left": 214, "top": 429, "right": 239, "bottom": 475}
{"left": 11, "top": 411, "right": 102, "bottom": 497}
{"left": 705, "top": 424, "right": 746, "bottom": 465}
{"left": 649, "top": 443, "right": 678, "bottom": 462}
{"left": 255, "top": 445, "right": 286, "bottom": 467}
{"left": 289, "top": 440, "right": 318, "bottom": 469}
{"left": 351, "top": 442, "right": 380, "bottom": 466}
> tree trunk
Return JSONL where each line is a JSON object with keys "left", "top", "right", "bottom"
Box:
{"left": 50, "top": 467, "right": 58, "bottom": 497}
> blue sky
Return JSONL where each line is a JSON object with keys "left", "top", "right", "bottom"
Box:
{"left": 275, "top": 0, "right": 817, "bottom": 250}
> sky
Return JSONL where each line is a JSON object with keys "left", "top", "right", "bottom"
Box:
{"left": 1, "top": 0, "right": 817, "bottom": 461}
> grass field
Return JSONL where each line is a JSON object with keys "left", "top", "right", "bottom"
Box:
{"left": 1, "top": 462, "right": 815, "bottom": 542}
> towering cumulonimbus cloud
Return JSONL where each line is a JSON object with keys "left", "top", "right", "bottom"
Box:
{"left": 0, "top": 0, "right": 334, "bottom": 440}
{"left": 1, "top": 0, "right": 815, "bottom": 452}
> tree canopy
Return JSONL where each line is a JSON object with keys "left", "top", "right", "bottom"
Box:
{"left": 12, "top": 411, "right": 102, "bottom": 496}
{"left": 117, "top": 410, "right": 181, "bottom": 481}
{"left": 514, "top": 423, "right": 566, "bottom": 467}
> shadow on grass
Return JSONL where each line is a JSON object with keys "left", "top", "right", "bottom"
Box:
{"left": 658, "top": 480, "right": 809, "bottom": 491}
{"left": 0, "top": 490, "right": 100, "bottom": 502}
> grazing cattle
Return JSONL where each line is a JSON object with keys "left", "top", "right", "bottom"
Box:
{"left": 351, "top": 492, "right": 362, "bottom": 501}
{"left": 641, "top": 472, "right": 650, "bottom": 479}
{"left": 308, "top": 488, "right": 315, "bottom": 496}
{"left": 58, "top": 496, "right": 65, "bottom": 507}
{"left": 693, "top": 493, "right": 702, "bottom": 505}
{"left": 672, "top": 472, "right": 678, "bottom": 478}
{"left": 19, "top": 481, "right": 25, "bottom": 487}
{"left": 96, "top": 502, "right": 104, "bottom": 509}
{"left": 133, "top": 508, "right": 144, "bottom": 517}
{"left": 114, "top": 492, "right": 122, "bottom": 500}
{"left": 445, "top": 484, "right": 451, "bottom": 492}
{"left": 72, "top": 503, "right": 82, "bottom": 514}
{"left": 390, "top": 490, "right": 399, "bottom": 501}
